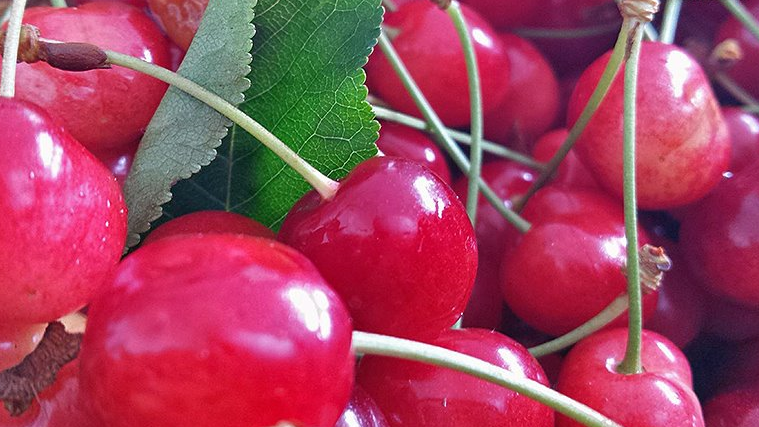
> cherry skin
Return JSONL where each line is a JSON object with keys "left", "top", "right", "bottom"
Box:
{"left": 0, "top": 323, "right": 45, "bottom": 371}
{"left": 147, "top": 0, "right": 209, "bottom": 51}
{"left": 568, "top": 42, "right": 730, "bottom": 209}
{"left": 71, "top": 0, "right": 147, "bottom": 8}
{"left": 142, "top": 210, "right": 275, "bottom": 244}
{"left": 0, "top": 98, "right": 127, "bottom": 324}
{"left": 366, "top": 0, "right": 510, "bottom": 127}
{"left": 335, "top": 386, "right": 390, "bottom": 427}
{"left": 14, "top": 3, "right": 172, "bottom": 155}
{"left": 279, "top": 156, "right": 477, "bottom": 339}
{"left": 555, "top": 328, "right": 704, "bottom": 427}
{"left": 484, "top": 33, "right": 560, "bottom": 149}
{"left": 376, "top": 121, "right": 451, "bottom": 184}
{"left": 716, "top": 0, "right": 759, "bottom": 100}
{"left": 679, "top": 166, "right": 759, "bottom": 307}
{"left": 357, "top": 328, "right": 554, "bottom": 427}
{"left": 459, "top": 0, "right": 541, "bottom": 30}
{"left": 530, "top": 128, "right": 598, "bottom": 189}
{"left": 79, "top": 234, "right": 354, "bottom": 427}
{"left": 703, "top": 387, "right": 759, "bottom": 427}
{"left": 722, "top": 106, "right": 759, "bottom": 173}
{"left": 700, "top": 291, "right": 759, "bottom": 342}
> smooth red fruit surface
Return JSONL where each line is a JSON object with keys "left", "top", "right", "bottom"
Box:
{"left": 701, "top": 291, "right": 759, "bottom": 341}
{"left": 531, "top": 128, "right": 598, "bottom": 189}
{"left": 502, "top": 188, "right": 656, "bottom": 336}
{"left": 712, "top": 339, "right": 759, "bottom": 391}
{"left": 80, "top": 234, "right": 354, "bottom": 427}
{"left": 452, "top": 160, "right": 535, "bottom": 329}
{"left": 716, "top": 1, "right": 759, "bottom": 100}
{"left": 679, "top": 167, "right": 759, "bottom": 307}
{"left": 0, "top": 98, "right": 127, "bottom": 324}
{"left": 142, "top": 210, "right": 275, "bottom": 244}
{"left": 14, "top": 3, "right": 171, "bottom": 154}
{"left": 0, "top": 323, "right": 45, "bottom": 371}
{"left": 703, "top": 387, "right": 759, "bottom": 427}
{"left": 484, "top": 33, "right": 559, "bottom": 149}
{"left": 335, "top": 386, "right": 390, "bottom": 427}
{"left": 376, "top": 122, "right": 451, "bottom": 183}
{"left": 460, "top": 0, "right": 540, "bottom": 29}
{"left": 71, "top": 0, "right": 147, "bottom": 7}
{"left": 148, "top": 0, "right": 209, "bottom": 50}
{"left": 358, "top": 328, "right": 554, "bottom": 427}
{"left": 722, "top": 106, "right": 759, "bottom": 173}
{"left": 366, "top": 0, "right": 510, "bottom": 127}
{"left": 556, "top": 329, "right": 704, "bottom": 427}
{"left": 96, "top": 144, "right": 136, "bottom": 187}
{"left": 279, "top": 157, "right": 477, "bottom": 339}
{"left": 569, "top": 42, "right": 730, "bottom": 209}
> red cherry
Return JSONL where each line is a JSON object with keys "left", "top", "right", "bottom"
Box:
{"left": 80, "top": 234, "right": 354, "bottom": 427}
{"left": 703, "top": 387, "right": 759, "bottom": 427}
{"left": 712, "top": 339, "right": 759, "bottom": 392}
{"left": 722, "top": 106, "right": 759, "bottom": 173}
{"left": 358, "top": 328, "right": 554, "bottom": 427}
{"left": 142, "top": 210, "right": 275, "bottom": 244}
{"left": 70, "top": 0, "right": 147, "bottom": 7}
{"left": 555, "top": 328, "right": 704, "bottom": 427}
{"left": 366, "top": 0, "right": 511, "bottom": 127}
{"left": 459, "top": 0, "right": 541, "bottom": 30}
{"left": 376, "top": 121, "right": 451, "bottom": 184}
{"left": 568, "top": 42, "right": 730, "bottom": 209}
{"left": 484, "top": 33, "right": 560, "bottom": 149}
{"left": 716, "top": 0, "right": 759, "bottom": 100}
{"left": 147, "top": 0, "right": 209, "bottom": 51}
{"left": 335, "top": 386, "right": 389, "bottom": 427}
{"left": 679, "top": 166, "right": 759, "bottom": 307}
{"left": 279, "top": 156, "right": 477, "bottom": 339}
{"left": 95, "top": 144, "right": 136, "bottom": 187}
{"left": 530, "top": 128, "right": 598, "bottom": 189}
{"left": 0, "top": 98, "right": 127, "bottom": 324}
{"left": 700, "top": 292, "right": 759, "bottom": 342}
{"left": 14, "top": 3, "right": 172, "bottom": 154}
{"left": 502, "top": 187, "right": 656, "bottom": 336}
{"left": 0, "top": 323, "right": 45, "bottom": 371}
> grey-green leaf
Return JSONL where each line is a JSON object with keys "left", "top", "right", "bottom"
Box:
{"left": 122, "top": 0, "right": 256, "bottom": 247}
{"left": 163, "top": 0, "right": 381, "bottom": 230}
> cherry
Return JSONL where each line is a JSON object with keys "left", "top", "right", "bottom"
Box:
{"left": 0, "top": 98, "right": 127, "bottom": 324}
{"left": 335, "top": 386, "right": 390, "bottom": 427}
{"left": 79, "top": 234, "right": 354, "bottom": 427}
{"left": 703, "top": 387, "right": 759, "bottom": 427}
{"left": 483, "top": 33, "right": 560, "bottom": 150}
{"left": 679, "top": 165, "right": 759, "bottom": 307}
{"left": 722, "top": 106, "right": 759, "bottom": 173}
{"left": 13, "top": 3, "right": 172, "bottom": 155}
{"left": 95, "top": 144, "right": 136, "bottom": 187}
{"left": 70, "top": 0, "right": 148, "bottom": 7}
{"left": 376, "top": 121, "right": 451, "bottom": 184}
{"left": 555, "top": 328, "right": 704, "bottom": 427}
{"left": 569, "top": 42, "right": 730, "bottom": 209}
{"left": 530, "top": 128, "right": 598, "bottom": 189}
{"left": 147, "top": 0, "right": 209, "bottom": 51}
{"left": 366, "top": 0, "right": 511, "bottom": 127}
{"left": 142, "top": 210, "right": 275, "bottom": 244}
{"left": 357, "top": 328, "right": 554, "bottom": 427}
{"left": 710, "top": 339, "right": 759, "bottom": 392}
{"left": 715, "top": 0, "right": 759, "bottom": 100}
{"left": 459, "top": 0, "right": 541, "bottom": 30}
{"left": 279, "top": 156, "right": 477, "bottom": 339}
{"left": 501, "top": 187, "right": 656, "bottom": 336}
{"left": 700, "top": 292, "right": 759, "bottom": 342}
{"left": 0, "top": 323, "right": 45, "bottom": 371}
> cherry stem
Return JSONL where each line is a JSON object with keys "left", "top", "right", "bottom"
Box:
{"left": 0, "top": 0, "right": 27, "bottom": 98}
{"left": 658, "top": 0, "right": 682, "bottom": 44}
{"left": 104, "top": 50, "right": 340, "bottom": 201}
{"left": 719, "top": 0, "right": 759, "bottom": 43}
{"left": 49, "top": 0, "right": 66, "bottom": 7}
{"left": 529, "top": 294, "right": 630, "bottom": 358}
{"left": 513, "top": 23, "right": 622, "bottom": 39}
{"left": 352, "top": 331, "right": 624, "bottom": 427}
{"left": 616, "top": 18, "right": 646, "bottom": 377}
{"left": 377, "top": 31, "right": 532, "bottom": 233}
{"left": 446, "top": 0, "right": 483, "bottom": 225}
{"left": 372, "top": 105, "right": 546, "bottom": 170}
{"left": 714, "top": 71, "right": 759, "bottom": 109}
{"left": 513, "top": 19, "right": 632, "bottom": 212}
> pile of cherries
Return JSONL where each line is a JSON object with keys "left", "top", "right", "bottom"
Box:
{"left": 1, "top": 0, "right": 758, "bottom": 426}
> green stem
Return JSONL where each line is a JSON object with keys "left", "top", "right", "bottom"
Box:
{"left": 658, "top": 0, "right": 682, "bottom": 44}
{"left": 529, "top": 294, "right": 629, "bottom": 358}
{"left": 0, "top": 0, "right": 27, "bottom": 98}
{"left": 447, "top": 1, "right": 483, "bottom": 225}
{"left": 513, "top": 23, "right": 620, "bottom": 39}
{"left": 719, "top": 0, "right": 759, "bottom": 43}
{"left": 105, "top": 51, "right": 340, "bottom": 201}
{"left": 714, "top": 72, "right": 759, "bottom": 109}
{"left": 642, "top": 22, "right": 658, "bottom": 41}
{"left": 352, "top": 331, "right": 623, "bottom": 427}
{"left": 616, "top": 22, "right": 645, "bottom": 376}
{"left": 376, "top": 30, "right": 532, "bottom": 233}
{"left": 372, "top": 105, "right": 546, "bottom": 170}
{"left": 49, "top": 0, "right": 67, "bottom": 7}
{"left": 514, "top": 19, "right": 633, "bottom": 211}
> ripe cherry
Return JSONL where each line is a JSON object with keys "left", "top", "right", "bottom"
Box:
{"left": 0, "top": 323, "right": 45, "bottom": 371}
{"left": 376, "top": 121, "right": 451, "bottom": 184}
{"left": 80, "top": 234, "right": 354, "bottom": 427}
{"left": 703, "top": 387, "right": 759, "bottom": 427}
{"left": 13, "top": 3, "right": 172, "bottom": 154}
{"left": 530, "top": 128, "right": 598, "bottom": 189}
{"left": 147, "top": 0, "right": 209, "bottom": 51}
{"left": 722, "top": 106, "right": 759, "bottom": 173}
{"left": 0, "top": 98, "right": 127, "bottom": 324}
{"left": 715, "top": 0, "right": 759, "bottom": 100}
{"left": 358, "top": 328, "right": 554, "bottom": 427}
{"left": 459, "top": 0, "right": 541, "bottom": 30}
{"left": 366, "top": 0, "right": 511, "bottom": 127}
{"left": 335, "top": 386, "right": 390, "bottom": 427}
{"left": 568, "top": 42, "right": 730, "bottom": 209}
{"left": 142, "top": 210, "right": 275, "bottom": 244}
{"left": 279, "top": 156, "right": 477, "bottom": 340}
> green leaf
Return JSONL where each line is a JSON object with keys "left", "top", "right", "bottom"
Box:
{"left": 163, "top": 0, "right": 382, "bottom": 230}
{"left": 122, "top": 0, "right": 256, "bottom": 247}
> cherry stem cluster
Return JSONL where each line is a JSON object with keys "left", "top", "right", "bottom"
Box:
{"left": 658, "top": 0, "right": 682, "bottom": 44}
{"left": 353, "top": 331, "right": 624, "bottom": 427}
{"left": 446, "top": 0, "right": 484, "bottom": 225}
{"left": 0, "top": 0, "right": 27, "bottom": 98}
{"left": 376, "top": 31, "right": 532, "bottom": 233}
